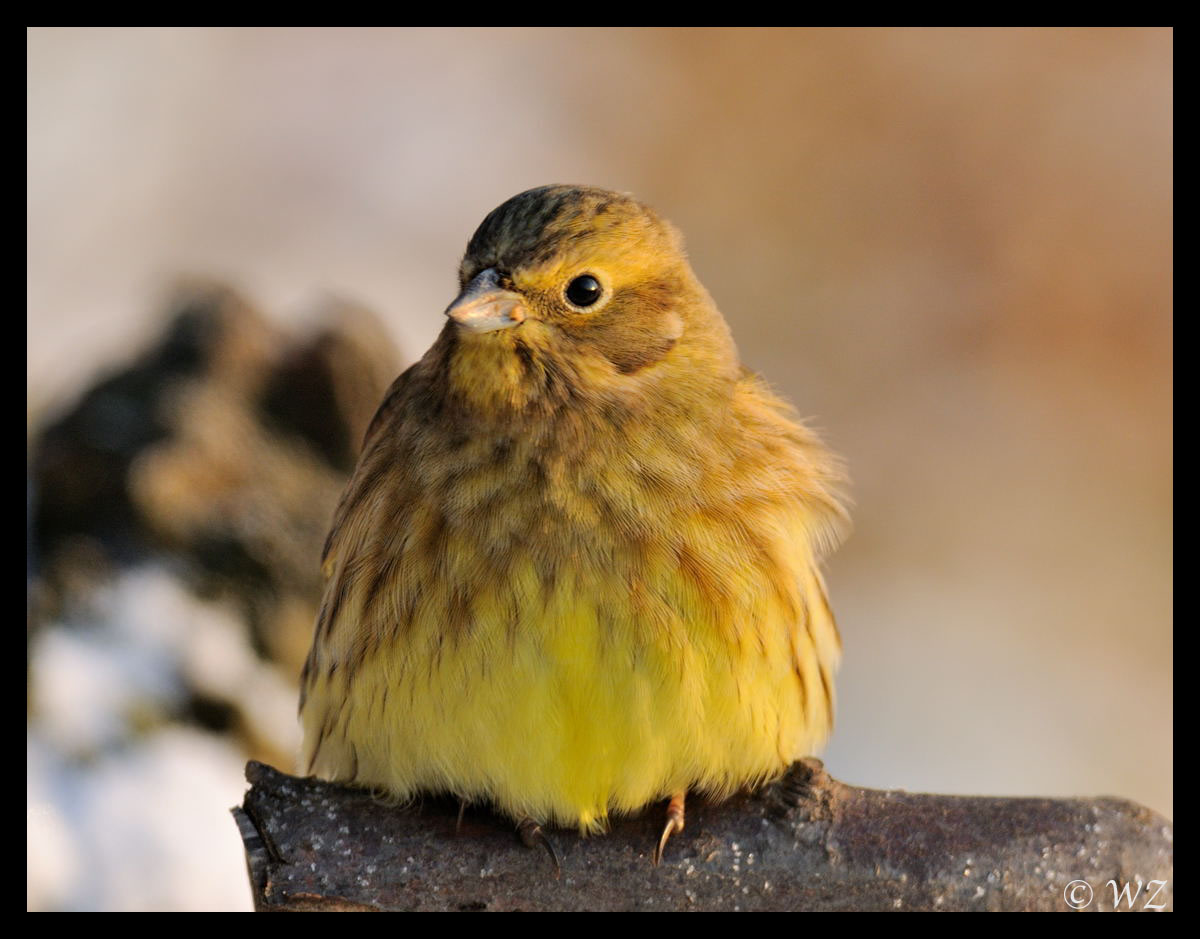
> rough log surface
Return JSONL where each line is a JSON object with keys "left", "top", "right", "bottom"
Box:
{"left": 234, "top": 759, "right": 1172, "bottom": 911}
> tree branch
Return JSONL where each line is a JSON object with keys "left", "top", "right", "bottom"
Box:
{"left": 233, "top": 759, "right": 1172, "bottom": 911}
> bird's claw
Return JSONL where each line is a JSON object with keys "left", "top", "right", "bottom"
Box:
{"left": 517, "top": 817, "right": 561, "bottom": 878}
{"left": 652, "top": 792, "right": 686, "bottom": 866}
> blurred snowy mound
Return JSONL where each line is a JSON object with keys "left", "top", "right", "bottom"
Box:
{"left": 27, "top": 284, "right": 401, "bottom": 911}
{"left": 28, "top": 571, "right": 270, "bottom": 911}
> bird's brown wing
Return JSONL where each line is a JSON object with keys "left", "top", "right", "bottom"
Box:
{"left": 734, "top": 368, "right": 849, "bottom": 742}
{"left": 300, "top": 365, "right": 415, "bottom": 727}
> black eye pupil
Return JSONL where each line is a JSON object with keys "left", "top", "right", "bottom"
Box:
{"left": 565, "top": 275, "right": 603, "bottom": 308}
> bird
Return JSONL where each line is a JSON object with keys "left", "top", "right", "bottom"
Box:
{"left": 298, "top": 184, "right": 848, "bottom": 867}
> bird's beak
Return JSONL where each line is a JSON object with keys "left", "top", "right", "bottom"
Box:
{"left": 445, "top": 268, "right": 527, "bottom": 333}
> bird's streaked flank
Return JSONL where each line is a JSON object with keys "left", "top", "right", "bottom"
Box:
{"left": 299, "top": 185, "right": 848, "bottom": 864}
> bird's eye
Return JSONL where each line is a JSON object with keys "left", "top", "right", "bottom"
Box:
{"left": 565, "top": 274, "right": 603, "bottom": 309}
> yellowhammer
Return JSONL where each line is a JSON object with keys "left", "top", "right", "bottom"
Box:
{"left": 299, "top": 185, "right": 848, "bottom": 866}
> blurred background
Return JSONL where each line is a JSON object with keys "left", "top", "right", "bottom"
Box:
{"left": 27, "top": 27, "right": 1171, "bottom": 911}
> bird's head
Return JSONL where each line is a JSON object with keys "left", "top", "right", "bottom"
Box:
{"left": 437, "top": 185, "right": 739, "bottom": 418}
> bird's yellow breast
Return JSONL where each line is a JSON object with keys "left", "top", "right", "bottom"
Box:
{"left": 300, "top": 382, "right": 841, "bottom": 832}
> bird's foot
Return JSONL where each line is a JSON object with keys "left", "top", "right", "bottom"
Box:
{"left": 517, "top": 817, "right": 561, "bottom": 877}
{"left": 652, "top": 791, "right": 686, "bottom": 866}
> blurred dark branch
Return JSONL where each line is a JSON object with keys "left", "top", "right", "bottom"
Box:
{"left": 233, "top": 759, "right": 1172, "bottom": 912}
